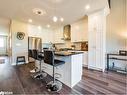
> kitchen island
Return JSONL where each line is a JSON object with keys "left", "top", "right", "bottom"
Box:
{"left": 35, "top": 51, "right": 83, "bottom": 88}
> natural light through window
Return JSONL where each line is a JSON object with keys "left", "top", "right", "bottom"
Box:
{"left": 0, "top": 38, "right": 4, "bottom": 47}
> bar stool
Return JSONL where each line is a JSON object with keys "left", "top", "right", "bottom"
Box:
{"left": 30, "top": 50, "right": 47, "bottom": 80}
{"left": 44, "top": 50, "right": 65, "bottom": 92}
{"left": 33, "top": 52, "right": 47, "bottom": 79}
{"left": 28, "top": 49, "right": 35, "bottom": 63}
{"left": 28, "top": 49, "right": 33, "bottom": 58}
{"left": 30, "top": 49, "right": 38, "bottom": 72}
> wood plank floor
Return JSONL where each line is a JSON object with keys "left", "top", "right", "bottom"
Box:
{"left": 0, "top": 57, "right": 126, "bottom": 95}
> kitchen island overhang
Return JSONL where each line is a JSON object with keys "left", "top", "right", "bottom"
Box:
{"left": 35, "top": 51, "right": 84, "bottom": 88}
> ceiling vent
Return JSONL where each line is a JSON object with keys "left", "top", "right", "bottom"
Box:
{"left": 33, "top": 8, "right": 46, "bottom": 16}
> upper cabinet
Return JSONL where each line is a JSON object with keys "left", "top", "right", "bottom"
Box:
{"left": 71, "top": 16, "right": 88, "bottom": 42}
{"left": 27, "top": 16, "right": 89, "bottom": 44}
{"left": 53, "top": 27, "right": 64, "bottom": 44}
{"left": 28, "top": 24, "right": 54, "bottom": 43}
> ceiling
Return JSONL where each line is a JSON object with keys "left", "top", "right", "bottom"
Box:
{"left": 0, "top": 0, "right": 108, "bottom": 28}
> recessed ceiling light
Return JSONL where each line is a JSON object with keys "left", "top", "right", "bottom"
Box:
{"left": 85, "top": 5, "right": 90, "bottom": 10}
{"left": 60, "top": 18, "right": 64, "bottom": 22}
{"left": 33, "top": 8, "right": 46, "bottom": 16}
{"left": 28, "top": 19, "right": 32, "bottom": 23}
{"left": 53, "top": 16, "right": 58, "bottom": 22}
{"left": 47, "top": 24, "right": 50, "bottom": 28}
{"left": 38, "top": 26, "right": 42, "bottom": 30}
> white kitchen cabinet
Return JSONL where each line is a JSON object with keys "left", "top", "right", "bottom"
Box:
{"left": 71, "top": 17, "right": 88, "bottom": 42}
{"left": 83, "top": 51, "right": 88, "bottom": 67}
{"left": 42, "top": 29, "right": 54, "bottom": 43}
{"left": 28, "top": 24, "right": 54, "bottom": 43}
{"left": 53, "top": 27, "right": 64, "bottom": 43}
{"left": 88, "top": 8, "right": 109, "bottom": 72}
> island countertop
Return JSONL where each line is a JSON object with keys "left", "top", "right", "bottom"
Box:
{"left": 41, "top": 51, "right": 84, "bottom": 56}
{"left": 54, "top": 51, "right": 84, "bottom": 56}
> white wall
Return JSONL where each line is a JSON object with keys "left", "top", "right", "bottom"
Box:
{"left": 10, "top": 20, "right": 54, "bottom": 65}
{"left": 106, "top": 0, "right": 126, "bottom": 53}
{"left": 106, "top": 0, "right": 126, "bottom": 69}
{"left": 11, "top": 20, "right": 29, "bottom": 64}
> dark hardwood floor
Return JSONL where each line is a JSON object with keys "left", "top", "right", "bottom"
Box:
{"left": 0, "top": 57, "right": 126, "bottom": 95}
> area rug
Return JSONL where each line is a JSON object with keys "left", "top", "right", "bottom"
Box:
{"left": 0, "top": 59, "right": 5, "bottom": 64}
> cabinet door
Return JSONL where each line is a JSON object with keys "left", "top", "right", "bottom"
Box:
{"left": 54, "top": 28, "right": 64, "bottom": 43}
{"left": 71, "top": 24, "right": 78, "bottom": 42}
{"left": 88, "top": 12, "right": 106, "bottom": 71}
{"left": 88, "top": 26, "right": 96, "bottom": 68}
{"left": 83, "top": 52, "right": 88, "bottom": 66}
{"left": 95, "top": 32, "right": 103, "bottom": 69}
{"left": 89, "top": 30, "right": 104, "bottom": 69}
{"left": 71, "top": 18, "right": 88, "bottom": 42}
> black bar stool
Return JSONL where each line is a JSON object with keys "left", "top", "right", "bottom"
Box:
{"left": 32, "top": 49, "right": 38, "bottom": 60}
{"left": 44, "top": 50, "right": 65, "bottom": 92}
{"left": 30, "top": 49, "right": 38, "bottom": 71}
{"left": 28, "top": 49, "right": 34, "bottom": 63}
{"left": 30, "top": 50, "right": 47, "bottom": 80}
{"left": 33, "top": 52, "right": 47, "bottom": 79}
{"left": 28, "top": 49, "right": 33, "bottom": 58}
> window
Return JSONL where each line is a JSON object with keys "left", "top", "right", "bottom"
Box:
{"left": 0, "top": 38, "right": 4, "bottom": 47}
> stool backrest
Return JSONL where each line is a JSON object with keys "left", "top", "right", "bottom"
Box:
{"left": 44, "top": 50, "right": 54, "bottom": 65}
{"left": 28, "top": 49, "right": 33, "bottom": 57}
{"left": 32, "top": 49, "right": 38, "bottom": 59}
{"left": 38, "top": 52, "right": 44, "bottom": 60}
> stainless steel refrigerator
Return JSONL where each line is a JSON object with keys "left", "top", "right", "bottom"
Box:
{"left": 28, "top": 37, "right": 42, "bottom": 51}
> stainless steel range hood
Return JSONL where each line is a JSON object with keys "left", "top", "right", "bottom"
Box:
{"left": 63, "top": 25, "right": 71, "bottom": 40}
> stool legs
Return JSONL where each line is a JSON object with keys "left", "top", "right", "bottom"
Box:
{"left": 46, "top": 66, "right": 62, "bottom": 92}
{"left": 33, "top": 60, "right": 47, "bottom": 80}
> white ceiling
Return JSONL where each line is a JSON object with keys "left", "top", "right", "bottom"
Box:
{"left": 0, "top": 0, "right": 108, "bottom": 28}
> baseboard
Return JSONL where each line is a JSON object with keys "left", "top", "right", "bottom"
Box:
{"left": 88, "top": 66, "right": 105, "bottom": 72}
{"left": 83, "top": 64, "right": 88, "bottom": 67}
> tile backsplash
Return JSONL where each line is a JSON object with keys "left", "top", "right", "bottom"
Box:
{"left": 54, "top": 41, "right": 82, "bottom": 50}
{"left": 42, "top": 41, "right": 88, "bottom": 51}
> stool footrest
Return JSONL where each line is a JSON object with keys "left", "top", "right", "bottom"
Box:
{"left": 55, "top": 73, "right": 62, "bottom": 79}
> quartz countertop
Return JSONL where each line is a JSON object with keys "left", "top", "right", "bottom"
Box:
{"left": 54, "top": 51, "right": 84, "bottom": 56}
{"left": 41, "top": 51, "right": 84, "bottom": 56}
